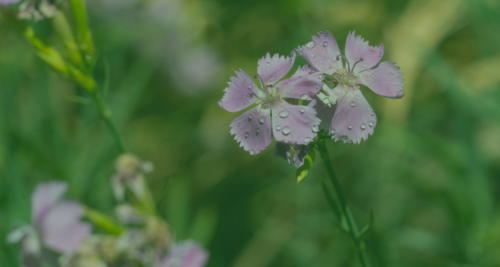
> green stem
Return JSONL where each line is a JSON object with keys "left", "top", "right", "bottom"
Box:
{"left": 90, "top": 89, "right": 126, "bottom": 154}
{"left": 317, "top": 139, "right": 370, "bottom": 267}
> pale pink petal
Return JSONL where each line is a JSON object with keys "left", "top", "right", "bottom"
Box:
{"left": 40, "top": 201, "right": 91, "bottom": 254}
{"left": 160, "top": 241, "right": 208, "bottom": 267}
{"left": 345, "top": 31, "right": 384, "bottom": 71}
{"left": 257, "top": 52, "right": 295, "bottom": 85}
{"left": 274, "top": 142, "right": 310, "bottom": 168}
{"left": 271, "top": 101, "right": 321, "bottom": 145}
{"left": 229, "top": 105, "right": 272, "bottom": 155}
{"left": 296, "top": 31, "right": 343, "bottom": 75}
{"left": 275, "top": 65, "right": 324, "bottom": 100}
{"left": 218, "top": 69, "right": 263, "bottom": 112}
{"left": 329, "top": 85, "right": 377, "bottom": 144}
{"left": 31, "top": 182, "right": 68, "bottom": 225}
{"left": 358, "top": 61, "right": 405, "bottom": 99}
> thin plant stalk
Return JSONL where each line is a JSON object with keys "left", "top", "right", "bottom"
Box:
{"left": 317, "top": 139, "right": 370, "bottom": 267}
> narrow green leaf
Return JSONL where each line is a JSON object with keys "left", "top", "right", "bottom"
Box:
{"left": 357, "top": 208, "right": 374, "bottom": 240}
{"left": 83, "top": 206, "right": 124, "bottom": 236}
{"left": 321, "top": 180, "right": 349, "bottom": 232}
{"left": 296, "top": 147, "right": 316, "bottom": 183}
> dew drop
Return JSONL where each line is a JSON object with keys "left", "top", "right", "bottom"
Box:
{"left": 371, "top": 111, "right": 375, "bottom": 116}
{"left": 311, "top": 53, "right": 316, "bottom": 58}
{"left": 398, "top": 91, "right": 405, "bottom": 97}
{"left": 248, "top": 84, "right": 253, "bottom": 89}
{"left": 348, "top": 124, "right": 352, "bottom": 130}
{"left": 323, "top": 41, "right": 328, "bottom": 47}
{"left": 300, "top": 94, "right": 308, "bottom": 100}
{"left": 279, "top": 111, "right": 289, "bottom": 118}
{"left": 276, "top": 125, "right": 281, "bottom": 131}
{"left": 237, "top": 122, "right": 241, "bottom": 127}
{"left": 312, "top": 125, "right": 319, "bottom": 133}
{"left": 391, "top": 71, "right": 394, "bottom": 74}
{"left": 300, "top": 108, "right": 305, "bottom": 114}
{"left": 256, "top": 128, "right": 260, "bottom": 135}
{"left": 282, "top": 126, "right": 291, "bottom": 135}
{"left": 259, "top": 116, "right": 265, "bottom": 125}
{"left": 360, "top": 123, "right": 366, "bottom": 130}
{"left": 228, "top": 81, "right": 232, "bottom": 85}
{"left": 306, "top": 41, "right": 315, "bottom": 48}
{"left": 248, "top": 114, "right": 254, "bottom": 121}
{"left": 304, "top": 137, "right": 311, "bottom": 143}
{"left": 281, "top": 57, "right": 286, "bottom": 61}
{"left": 370, "top": 74, "right": 374, "bottom": 78}
{"left": 249, "top": 150, "right": 255, "bottom": 155}
{"left": 369, "top": 121, "right": 374, "bottom": 127}
{"left": 318, "top": 74, "right": 323, "bottom": 79}
{"left": 245, "top": 131, "right": 249, "bottom": 138}
{"left": 350, "top": 101, "right": 355, "bottom": 107}
{"left": 266, "top": 62, "right": 270, "bottom": 66}
{"left": 330, "top": 130, "right": 336, "bottom": 135}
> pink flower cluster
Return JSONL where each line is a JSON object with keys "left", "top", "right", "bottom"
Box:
{"left": 219, "top": 31, "right": 405, "bottom": 165}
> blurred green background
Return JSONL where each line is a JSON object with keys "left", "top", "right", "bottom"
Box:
{"left": 1, "top": 0, "right": 500, "bottom": 266}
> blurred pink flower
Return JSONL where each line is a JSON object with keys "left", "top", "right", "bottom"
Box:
{"left": 7, "top": 182, "right": 91, "bottom": 266}
{"left": 297, "top": 31, "right": 405, "bottom": 144}
{"left": 159, "top": 241, "right": 208, "bottom": 267}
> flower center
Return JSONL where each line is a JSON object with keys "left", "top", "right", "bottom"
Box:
{"left": 254, "top": 74, "right": 282, "bottom": 108}
{"left": 333, "top": 55, "right": 364, "bottom": 87}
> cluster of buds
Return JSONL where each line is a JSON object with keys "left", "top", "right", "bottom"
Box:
{"left": 7, "top": 154, "right": 209, "bottom": 267}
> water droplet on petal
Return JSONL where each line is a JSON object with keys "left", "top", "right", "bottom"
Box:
{"left": 348, "top": 124, "right": 352, "bottom": 130}
{"left": 245, "top": 131, "right": 249, "bottom": 138}
{"left": 237, "top": 122, "right": 241, "bottom": 127}
{"left": 306, "top": 41, "right": 315, "bottom": 48}
{"left": 256, "top": 128, "right": 260, "bottom": 135}
{"left": 391, "top": 71, "right": 394, "bottom": 74}
{"left": 397, "top": 91, "right": 405, "bottom": 97}
{"left": 276, "top": 125, "right": 281, "bottom": 131}
{"left": 311, "top": 53, "right": 316, "bottom": 58}
{"left": 248, "top": 114, "right": 254, "bottom": 121}
{"left": 228, "top": 81, "right": 232, "bottom": 85}
{"left": 371, "top": 111, "right": 375, "bottom": 116}
{"left": 300, "top": 108, "right": 305, "bottom": 114}
{"left": 259, "top": 116, "right": 265, "bottom": 125}
{"left": 369, "top": 121, "right": 374, "bottom": 127}
{"left": 279, "top": 111, "right": 289, "bottom": 118}
{"left": 300, "top": 94, "right": 308, "bottom": 100}
{"left": 323, "top": 98, "right": 330, "bottom": 104}
{"left": 266, "top": 62, "right": 270, "bottom": 66}
{"left": 323, "top": 41, "right": 328, "bottom": 47}
{"left": 248, "top": 84, "right": 253, "bottom": 89}
{"left": 249, "top": 150, "right": 255, "bottom": 155}
{"left": 360, "top": 123, "right": 366, "bottom": 130}
{"left": 318, "top": 74, "right": 323, "bottom": 79}
{"left": 330, "top": 130, "right": 336, "bottom": 135}
{"left": 281, "top": 57, "right": 286, "bottom": 61}
{"left": 350, "top": 101, "right": 355, "bottom": 107}
{"left": 370, "top": 74, "right": 374, "bottom": 78}
{"left": 282, "top": 126, "right": 291, "bottom": 135}
{"left": 304, "top": 137, "right": 311, "bottom": 143}
{"left": 312, "top": 125, "right": 319, "bottom": 133}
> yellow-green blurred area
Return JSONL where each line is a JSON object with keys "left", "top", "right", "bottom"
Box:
{"left": 1, "top": 0, "right": 500, "bottom": 266}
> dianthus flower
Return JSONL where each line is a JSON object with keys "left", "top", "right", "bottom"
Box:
{"left": 7, "top": 182, "right": 91, "bottom": 266}
{"left": 219, "top": 52, "right": 323, "bottom": 155}
{"left": 297, "top": 31, "right": 405, "bottom": 144}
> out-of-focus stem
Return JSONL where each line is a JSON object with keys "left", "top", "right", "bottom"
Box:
{"left": 68, "top": 0, "right": 94, "bottom": 66}
{"left": 317, "top": 139, "right": 370, "bottom": 267}
{"left": 90, "top": 89, "right": 126, "bottom": 154}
